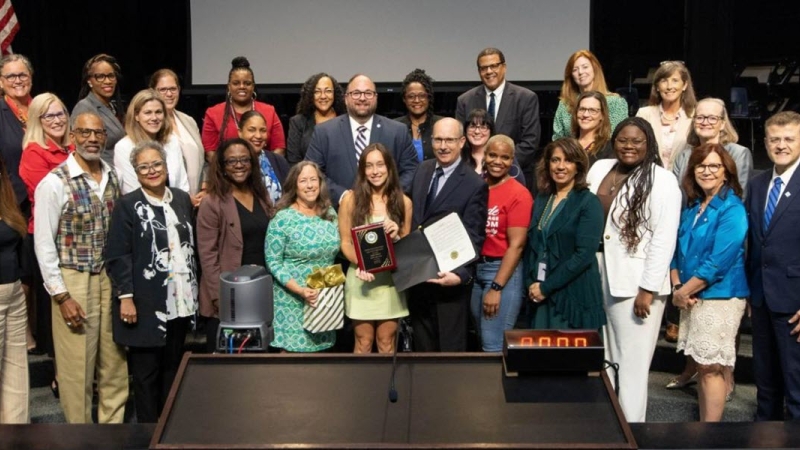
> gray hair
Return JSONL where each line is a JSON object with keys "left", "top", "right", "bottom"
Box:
{"left": 129, "top": 140, "right": 168, "bottom": 168}
{"left": 0, "top": 53, "right": 34, "bottom": 75}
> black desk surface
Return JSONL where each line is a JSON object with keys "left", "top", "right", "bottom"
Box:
{"left": 153, "top": 353, "right": 635, "bottom": 449}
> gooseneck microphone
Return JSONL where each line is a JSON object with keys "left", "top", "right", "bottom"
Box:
{"left": 387, "top": 319, "right": 403, "bottom": 403}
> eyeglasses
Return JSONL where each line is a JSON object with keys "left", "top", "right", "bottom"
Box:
{"left": 432, "top": 137, "right": 461, "bottom": 146}
{"left": 467, "top": 124, "right": 489, "bottom": 132}
{"left": 156, "top": 87, "right": 178, "bottom": 95}
{"left": 92, "top": 73, "right": 117, "bottom": 82}
{"left": 347, "top": 90, "right": 377, "bottom": 99}
{"left": 40, "top": 111, "right": 67, "bottom": 123}
{"left": 614, "top": 138, "right": 646, "bottom": 146}
{"left": 695, "top": 163, "right": 723, "bottom": 174}
{"left": 224, "top": 157, "right": 252, "bottom": 167}
{"left": 404, "top": 93, "right": 428, "bottom": 102}
{"left": 578, "top": 107, "right": 601, "bottom": 117}
{"left": 694, "top": 115, "right": 722, "bottom": 124}
{"left": 72, "top": 128, "right": 107, "bottom": 139}
{"left": 135, "top": 160, "right": 166, "bottom": 175}
{"left": 313, "top": 88, "right": 333, "bottom": 97}
{"left": 478, "top": 62, "right": 505, "bottom": 73}
{"left": 1, "top": 72, "right": 30, "bottom": 82}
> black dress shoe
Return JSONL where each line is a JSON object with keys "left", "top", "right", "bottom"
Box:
{"left": 51, "top": 380, "right": 59, "bottom": 399}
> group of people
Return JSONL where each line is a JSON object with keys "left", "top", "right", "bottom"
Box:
{"left": 0, "top": 45, "right": 798, "bottom": 430}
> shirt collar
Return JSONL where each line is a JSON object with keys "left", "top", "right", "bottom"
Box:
{"left": 142, "top": 187, "right": 172, "bottom": 206}
{"left": 484, "top": 80, "right": 506, "bottom": 98}
{"left": 65, "top": 153, "right": 112, "bottom": 179}
{"left": 772, "top": 155, "right": 800, "bottom": 185}
{"left": 437, "top": 156, "right": 462, "bottom": 177}
{"left": 658, "top": 103, "right": 687, "bottom": 119}
{"left": 349, "top": 115, "right": 374, "bottom": 135}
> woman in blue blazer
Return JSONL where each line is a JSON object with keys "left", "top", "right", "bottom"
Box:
{"left": 670, "top": 142, "right": 749, "bottom": 422}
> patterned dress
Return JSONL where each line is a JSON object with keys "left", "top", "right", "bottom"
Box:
{"left": 266, "top": 207, "right": 339, "bottom": 352}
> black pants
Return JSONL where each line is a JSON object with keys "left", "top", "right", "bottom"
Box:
{"left": 127, "top": 316, "right": 190, "bottom": 423}
{"left": 408, "top": 283, "right": 470, "bottom": 352}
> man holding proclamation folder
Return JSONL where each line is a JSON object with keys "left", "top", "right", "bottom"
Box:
{"left": 407, "top": 118, "right": 488, "bottom": 351}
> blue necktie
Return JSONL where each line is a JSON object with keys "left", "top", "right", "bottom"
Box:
{"left": 354, "top": 125, "right": 367, "bottom": 160}
{"left": 487, "top": 92, "right": 496, "bottom": 120}
{"left": 764, "top": 177, "right": 783, "bottom": 229}
{"left": 425, "top": 166, "right": 445, "bottom": 212}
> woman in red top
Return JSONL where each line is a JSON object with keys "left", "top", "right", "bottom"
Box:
{"left": 470, "top": 134, "right": 533, "bottom": 352}
{"left": 19, "top": 92, "right": 73, "bottom": 380}
{"left": 201, "top": 56, "right": 286, "bottom": 162}
{"left": 20, "top": 93, "right": 73, "bottom": 233}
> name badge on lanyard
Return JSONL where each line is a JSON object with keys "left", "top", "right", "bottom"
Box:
{"left": 537, "top": 262, "right": 547, "bottom": 282}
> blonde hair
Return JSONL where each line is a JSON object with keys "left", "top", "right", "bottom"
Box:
{"left": 124, "top": 89, "right": 172, "bottom": 145}
{"left": 22, "top": 93, "right": 71, "bottom": 149}
{"left": 686, "top": 98, "right": 738, "bottom": 147}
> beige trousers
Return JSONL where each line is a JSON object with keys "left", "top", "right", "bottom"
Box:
{"left": 52, "top": 268, "right": 128, "bottom": 423}
{"left": 0, "top": 280, "right": 29, "bottom": 423}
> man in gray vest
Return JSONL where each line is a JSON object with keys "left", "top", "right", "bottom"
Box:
{"left": 33, "top": 112, "right": 128, "bottom": 423}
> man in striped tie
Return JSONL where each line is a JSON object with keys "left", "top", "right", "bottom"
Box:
{"left": 745, "top": 110, "right": 800, "bottom": 421}
{"left": 306, "top": 74, "right": 418, "bottom": 209}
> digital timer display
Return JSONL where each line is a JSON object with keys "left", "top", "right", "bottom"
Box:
{"left": 503, "top": 330, "right": 604, "bottom": 374}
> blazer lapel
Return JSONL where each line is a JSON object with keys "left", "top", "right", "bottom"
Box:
{"left": 221, "top": 195, "right": 244, "bottom": 246}
{"left": 495, "top": 85, "right": 513, "bottom": 124}
{"left": 338, "top": 116, "right": 359, "bottom": 182}
{"left": 766, "top": 169, "right": 800, "bottom": 235}
{"left": 545, "top": 191, "right": 576, "bottom": 237}
{"left": 428, "top": 162, "right": 464, "bottom": 213}
{"left": 89, "top": 93, "right": 123, "bottom": 134}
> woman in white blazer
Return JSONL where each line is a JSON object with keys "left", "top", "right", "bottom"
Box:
{"left": 587, "top": 117, "right": 682, "bottom": 422}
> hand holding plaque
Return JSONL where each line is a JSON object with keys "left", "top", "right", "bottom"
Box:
{"left": 351, "top": 222, "right": 397, "bottom": 274}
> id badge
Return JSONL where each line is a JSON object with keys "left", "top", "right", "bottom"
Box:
{"left": 537, "top": 262, "right": 547, "bottom": 282}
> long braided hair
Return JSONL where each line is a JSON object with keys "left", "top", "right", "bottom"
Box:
{"left": 610, "top": 117, "right": 662, "bottom": 254}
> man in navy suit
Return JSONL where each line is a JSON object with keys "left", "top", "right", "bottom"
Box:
{"left": 455, "top": 48, "right": 540, "bottom": 190}
{"left": 746, "top": 110, "right": 800, "bottom": 420}
{"left": 306, "top": 74, "right": 418, "bottom": 208}
{"left": 407, "top": 118, "right": 488, "bottom": 351}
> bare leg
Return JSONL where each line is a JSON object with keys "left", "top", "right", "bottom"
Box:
{"left": 375, "top": 320, "right": 399, "bottom": 354}
{"left": 352, "top": 320, "right": 375, "bottom": 354}
{"left": 697, "top": 360, "right": 726, "bottom": 422}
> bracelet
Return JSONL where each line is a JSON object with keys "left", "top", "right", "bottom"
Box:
{"left": 672, "top": 284, "right": 684, "bottom": 293}
{"left": 55, "top": 294, "right": 70, "bottom": 305}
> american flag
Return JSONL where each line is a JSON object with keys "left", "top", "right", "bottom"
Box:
{"left": 0, "top": 0, "right": 18, "bottom": 56}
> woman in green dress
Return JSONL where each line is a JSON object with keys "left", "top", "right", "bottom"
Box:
{"left": 524, "top": 137, "right": 605, "bottom": 329}
{"left": 266, "top": 161, "right": 339, "bottom": 352}
{"left": 338, "top": 143, "right": 412, "bottom": 353}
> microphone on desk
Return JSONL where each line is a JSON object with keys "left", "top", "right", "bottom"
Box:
{"left": 387, "top": 318, "right": 403, "bottom": 403}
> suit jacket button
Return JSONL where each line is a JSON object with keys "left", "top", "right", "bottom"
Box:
{"left": 604, "top": 235, "right": 610, "bottom": 240}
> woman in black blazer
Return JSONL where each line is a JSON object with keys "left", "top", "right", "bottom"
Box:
{"left": 285, "top": 73, "right": 346, "bottom": 165}
{"left": 105, "top": 140, "right": 198, "bottom": 423}
{"left": 239, "top": 111, "right": 290, "bottom": 205}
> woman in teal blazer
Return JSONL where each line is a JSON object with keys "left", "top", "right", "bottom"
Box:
{"left": 524, "top": 138, "right": 605, "bottom": 329}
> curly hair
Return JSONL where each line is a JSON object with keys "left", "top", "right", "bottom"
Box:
{"left": 295, "top": 72, "right": 346, "bottom": 117}
{"left": 78, "top": 54, "right": 123, "bottom": 116}
{"left": 351, "top": 143, "right": 405, "bottom": 229}
{"left": 206, "top": 138, "right": 273, "bottom": 216}
{"left": 536, "top": 137, "right": 590, "bottom": 195}
{"left": 275, "top": 161, "right": 334, "bottom": 221}
{"left": 570, "top": 90, "right": 611, "bottom": 155}
{"left": 610, "top": 117, "right": 663, "bottom": 254}
{"left": 401, "top": 68, "right": 435, "bottom": 113}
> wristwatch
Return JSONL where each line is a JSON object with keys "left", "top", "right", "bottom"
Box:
{"left": 491, "top": 281, "right": 504, "bottom": 291}
{"left": 672, "top": 284, "right": 684, "bottom": 293}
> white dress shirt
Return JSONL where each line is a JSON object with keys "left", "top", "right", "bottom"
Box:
{"left": 33, "top": 154, "right": 113, "bottom": 296}
{"left": 766, "top": 156, "right": 800, "bottom": 211}
{"left": 113, "top": 134, "right": 190, "bottom": 195}
{"left": 348, "top": 115, "right": 374, "bottom": 149}
{"left": 430, "top": 157, "right": 462, "bottom": 197}
{"left": 484, "top": 81, "right": 506, "bottom": 121}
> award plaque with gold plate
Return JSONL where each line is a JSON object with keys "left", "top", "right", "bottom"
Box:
{"left": 351, "top": 222, "right": 397, "bottom": 273}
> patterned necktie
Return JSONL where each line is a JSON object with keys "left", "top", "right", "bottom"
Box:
{"left": 425, "top": 166, "right": 445, "bottom": 212}
{"left": 764, "top": 177, "right": 783, "bottom": 229}
{"left": 488, "top": 92, "right": 496, "bottom": 120}
{"left": 354, "top": 125, "right": 368, "bottom": 160}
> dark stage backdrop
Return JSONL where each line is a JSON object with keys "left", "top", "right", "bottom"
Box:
{"left": 10, "top": 0, "right": 799, "bottom": 138}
